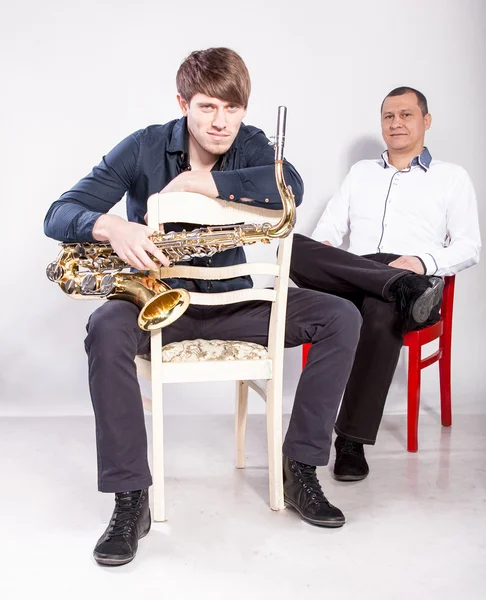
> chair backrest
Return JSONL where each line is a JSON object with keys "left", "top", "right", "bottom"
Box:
{"left": 146, "top": 191, "right": 294, "bottom": 359}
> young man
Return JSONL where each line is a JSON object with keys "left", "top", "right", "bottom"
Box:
{"left": 290, "top": 87, "right": 481, "bottom": 482}
{"left": 45, "top": 47, "right": 365, "bottom": 566}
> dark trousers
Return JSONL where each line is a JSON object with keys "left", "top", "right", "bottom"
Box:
{"left": 290, "top": 234, "right": 414, "bottom": 445}
{"left": 84, "top": 287, "right": 362, "bottom": 493}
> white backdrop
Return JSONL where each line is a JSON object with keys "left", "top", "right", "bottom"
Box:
{"left": 1, "top": 0, "right": 484, "bottom": 417}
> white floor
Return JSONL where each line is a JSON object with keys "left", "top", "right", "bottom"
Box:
{"left": 1, "top": 413, "right": 485, "bottom": 600}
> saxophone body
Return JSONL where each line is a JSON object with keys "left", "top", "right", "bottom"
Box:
{"left": 46, "top": 106, "right": 296, "bottom": 331}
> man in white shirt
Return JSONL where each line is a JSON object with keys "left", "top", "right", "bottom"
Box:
{"left": 290, "top": 86, "right": 481, "bottom": 481}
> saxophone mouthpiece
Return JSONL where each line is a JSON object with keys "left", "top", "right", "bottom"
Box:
{"left": 275, "top": 106, "right": 287, "bottom": 162}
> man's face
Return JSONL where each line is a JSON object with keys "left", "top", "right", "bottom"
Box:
{"left": 381, "top": 92, "right": 431, "bottom": 153}
{"left": 178, "top": 93, "right": 247, "bottom": 157}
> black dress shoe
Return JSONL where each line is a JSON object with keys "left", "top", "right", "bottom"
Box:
{"left": 93, "top": 489, "right": 151, "bottom": 566}
{"left": 391, "top": 274, "right": 444, "bottom": 332}
{"left": 333, "top": 437, "right": 369, "bottom": 482}
{"left": 283, "top": 455, "right": 345, "bottom": 527}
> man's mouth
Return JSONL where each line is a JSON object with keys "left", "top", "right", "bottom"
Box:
{"left": 208, "top": 132, "right": 230, "bottom": 139}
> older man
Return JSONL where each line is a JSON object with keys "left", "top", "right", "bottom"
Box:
{"left": 290, "top": 86, "right": 481, "bottom": 482}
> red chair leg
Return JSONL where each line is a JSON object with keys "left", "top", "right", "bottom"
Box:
{"left": 302, "top": 343, "right": 311, "bottom": 369}
{"left": 407, "top": 340, "right": 421, "bottom": 452}
{"left": 439, "top": 345, "right": 452, "bottom": 427}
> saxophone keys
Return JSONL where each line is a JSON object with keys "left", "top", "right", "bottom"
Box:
{"left": 62, "top": 279, "right": 78, "bottom": 295}
{"left": 80, "top": 274, "right": 98, "bottom": 294}
{"left": 100, "top": 274, "right": 116, "bottom": 295}
{"left": 46, "top": 261, "right": 64, "bottom": 282}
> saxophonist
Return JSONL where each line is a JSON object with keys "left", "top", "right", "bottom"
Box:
{"left": 44, "top": 47, "right": 362, "bottom": 566}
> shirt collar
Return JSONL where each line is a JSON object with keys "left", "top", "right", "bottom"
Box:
{"left": 380, "top": 146, "right": 432, "bottom": 172}
{"left": 167, "top": 117, "right": 187, "bottom": 154}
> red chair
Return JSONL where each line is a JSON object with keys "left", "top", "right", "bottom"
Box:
{"left": 301, "top": 275, "right": 456, "bottom": 453}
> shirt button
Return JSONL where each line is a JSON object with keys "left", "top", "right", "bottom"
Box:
{"left": 229, "top": 194, "right": 235, "bottom": 200}
{"left": 265, "top": 198, "right": 270, "bottom": 203}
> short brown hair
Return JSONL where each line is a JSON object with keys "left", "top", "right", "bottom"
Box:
{"left": 381, "top": 86, "right": 429, "bottom": 116}
{"left": 176, "top": 47, "right": 251, "bottom": 108}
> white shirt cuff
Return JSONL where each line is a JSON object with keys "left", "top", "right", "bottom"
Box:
{"left": 421, "top": 253, "right": 439, "bottom": 275}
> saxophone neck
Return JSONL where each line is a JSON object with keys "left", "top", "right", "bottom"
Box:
{"left": 267, "top": 106, "right": 296, "bottom": 238}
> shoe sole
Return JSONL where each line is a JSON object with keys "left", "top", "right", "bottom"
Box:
{"left": 412, "top": 278, "right": 444, "bottom": 324}
{"left": 284, "top": 496, "right": 345, "bottom": 528}
{"left": 333, "top": 471, "right": 368, "bottom": 482}
{"left": 93, "top": 516, "right": 152, "bottom": 567}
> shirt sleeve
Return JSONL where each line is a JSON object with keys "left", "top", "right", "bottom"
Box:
{"left": 311, "top": 171, "right": 351, "bottom": 246}
{"left": 418, "top": 168, "right": 481, "bottom": 276}
{"left": 44, "top": 131, "right": 141, "bottom": 242}
{"left": 211, "top": 130, "right": 303, "bottom": 209}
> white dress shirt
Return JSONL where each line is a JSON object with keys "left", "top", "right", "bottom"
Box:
{"left": 311, "top": 149, "right": 481, "bottom": 276}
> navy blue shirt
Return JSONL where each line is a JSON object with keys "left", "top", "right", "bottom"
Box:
{"left": 44, "top": 117, "right": 303, "bottom": 293}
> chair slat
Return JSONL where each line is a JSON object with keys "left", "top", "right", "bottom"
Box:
{"left": 189, "top": 289, "right": 276, "bottom": 305}
{"left": 158, "top": 263, "right": 280, "bottom": 280}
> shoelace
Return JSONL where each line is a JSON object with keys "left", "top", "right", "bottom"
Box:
{"left": 340, "top": 440, "right": 363, "bottom": 457}
{"left": 395, "top": 276, "right": 416, "bottom": 316}
{"left": 296, "top": 463, "right": 329, "bottom": 507}
{"left": 108, "top": 492, "right": 142, "bottom": 537}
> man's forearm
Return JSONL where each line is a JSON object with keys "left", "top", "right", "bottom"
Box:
{"left": 421, "top": 241, "right": 481, "bottom": 277}
{"left": 184, "top": 171, "right": 219, "bottom": 197}
{"left": 212, "top": 163, "right": 304, "bottom": 209}
{"left": 44, "top": 201, "right": 103, "bottom": 243}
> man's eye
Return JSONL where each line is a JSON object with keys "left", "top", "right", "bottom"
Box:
{"left": 384, "top": 115, "right": 392, "bottom": 119}
{"left": 404, "top": 113, "right": 412, "bottom": 117}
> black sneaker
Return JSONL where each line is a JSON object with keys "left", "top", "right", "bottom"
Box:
{"left": 333, "top": 436, "right": 369, "bottom": 482}
{"left": 391, "top": 275, "right": 444, "bottom": 332}
{"left": 283, "top": 455, "right": 345, "bottom": 527}
{"left": 93, "top": 489, "right": 151, "bottom": 566}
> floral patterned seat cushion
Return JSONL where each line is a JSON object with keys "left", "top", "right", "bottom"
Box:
{"left": 141, "top": 339, "right": 268, "bottom": 363}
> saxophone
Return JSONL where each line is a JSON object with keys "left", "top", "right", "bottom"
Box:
{"left": 46, "top": 106, "right": 296, "bottom": 331}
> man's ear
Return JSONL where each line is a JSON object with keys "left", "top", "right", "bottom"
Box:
{"left": 177, "top": 94, "right": 189, "bottom": 116}
{"left": 424, "top": 113, "right": 432, "bottom": 131}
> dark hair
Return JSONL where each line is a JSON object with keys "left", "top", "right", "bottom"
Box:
{"left": 381, "top": 86, "right": 429, "bottom": 116}
{"left": 176, "top": 47, "right": 251, "bottom": 108}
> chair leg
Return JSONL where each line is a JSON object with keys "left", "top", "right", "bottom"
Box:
{"left": 265, "top": 381, "right": 284, "bottom": 511}
{"left": 235, "top": 381, "right": 248, "bottom": 469}
{"left": 439, "top": 346, "right": 452, "bottom": 428}
{"left": 150, "top": 331, "right": 166, "bottom": 522}
{"left": 407, "top": 341, "right": 421, "bottom": 453}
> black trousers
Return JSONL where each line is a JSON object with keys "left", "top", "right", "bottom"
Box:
{"left": 290, "top": 234, "right": 415, "bottom": 445}
{"left": 84, "top": 287, "right": 362, "bottom": 493}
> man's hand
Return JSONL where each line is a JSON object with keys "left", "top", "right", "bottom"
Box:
{"left": 321, "top": 241, "right": 333, "bottom": 246}
{"left": 160, "top": 171, "right": 218, "bottom": 197}
{"left": 92, "top": 214, "right": 170, "bottom": 270}
{"left": 388, "top": 255, "right": 425, "bottom": 274}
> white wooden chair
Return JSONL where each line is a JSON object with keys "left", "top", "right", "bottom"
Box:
{"left": 135, "top": 191, "right": 294, "bottom": 522}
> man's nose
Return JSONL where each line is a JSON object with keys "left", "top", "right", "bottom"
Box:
{"left": 390, "top": 117, "right": 402, "bottom": 129}
{"left": 212, "top": 109, "right": 227, "bottom": 130}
